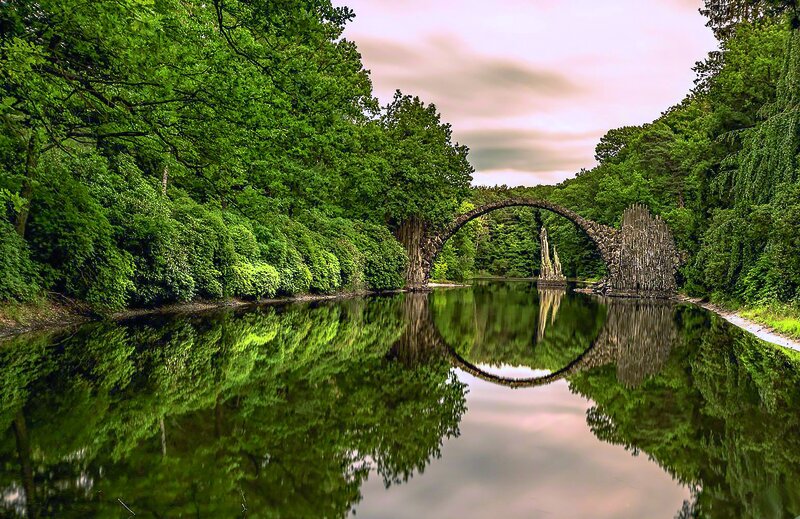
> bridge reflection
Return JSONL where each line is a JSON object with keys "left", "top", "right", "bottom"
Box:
{"left": 392, "top": 289, "right": 680, "bottom": 389}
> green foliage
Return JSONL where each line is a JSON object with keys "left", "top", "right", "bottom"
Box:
{"left": 431, "top": 202, "right": 479, "bottom": 281}
{"left": 445, "top": 14, "right": 800, "bottom": 308}
{"left": 0, "top": 0, "right": 798, "bottom": 312}
{"left": 353, "top": 222, "right": 407, "bottom": 290}
{"left": 570, "top": 305, "right": 800, "bottom": 518}
{"left": 0, "top": 0, "right": 458, "bottom": 309}
{"left": 730, "top": 29, "right": 800, "bottom": 205}
{"left": 25, "top": 152, "right": 135, "bottom": 310}
{"left": 431, "top": 281, "right": 606, "bottom": 365}
{"left": 226, "top": 261, "right": 280, "bottom": 299}
{"left": 377, "top": 92, "right": 474, "bottom": 229}
{"left": 0, "top": 221, "right": 38, "bottom": 301}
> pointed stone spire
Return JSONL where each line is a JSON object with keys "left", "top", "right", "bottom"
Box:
{"left": 538, "top": 226, "right": 567, "bottom": 287}
{"left": 540, "top": 227, "right": 553, "bottom": 276}
{"left": 553, "top": 246, "right": 563, "bottom": 278}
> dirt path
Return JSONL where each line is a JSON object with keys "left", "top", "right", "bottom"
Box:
{"left": 681, "top": 296, "right": 800, "bottom": 352}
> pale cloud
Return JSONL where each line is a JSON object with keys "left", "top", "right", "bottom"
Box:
{"left": 338, "top": 0, "right": 717, "bottom": 186}
{"left": 460, "top": 128, "right": 597, "bottom": 175}
{"left": 358, "top": 37, "right": 580, "bottom": 118}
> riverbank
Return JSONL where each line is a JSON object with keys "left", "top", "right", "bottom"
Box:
{"left": 0, "top": 289, "right": 384, "bottom": 341}
{"left": 5, "top": 285, "right": 800, "bottom": 353}
{"left": 680, "top": 296, "right": 800, "bottom": 352}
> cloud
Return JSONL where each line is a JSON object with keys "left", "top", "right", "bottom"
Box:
{"left": 357, "top": 37, "right": 580, "bottom": 118}
{"left": 340, "top": 0, "right": 717, "bottom": 186}
{"left": 458, "top": 128, "right": 597, "bottom": 173}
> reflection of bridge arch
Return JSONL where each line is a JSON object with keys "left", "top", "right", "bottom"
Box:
{"left": 392, "top": 292, "right": 681, "bottom": 389}
{"left": 445, "top": 340, "right": 603, "bottom": 389}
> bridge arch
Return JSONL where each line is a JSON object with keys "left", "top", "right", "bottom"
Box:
{"left": 418, "top": 198, "right": 620, "bottom": 288}
{"left": 445, "top": 341, "right": 602, "bottom": 389}
{"left": 408, "top": 200, "right": 678, "bottom": 298}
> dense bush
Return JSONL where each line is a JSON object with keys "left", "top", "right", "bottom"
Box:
{"left": 354, "top": 223, "right": 407, "bottom": 291}
{"left": 0, "top": 146, "right": 409, "bottom": 311}
{"left": 227, "top": 262, "right": 280, "bottom": 299}
{"left": 0, "top": 221, "right": 39, "bottom": 301}
{"left": 299, "top": 213, "right": 407, "bottom": 291}
{"left": 25, "top": 152, "right": 135, "bottom": 311}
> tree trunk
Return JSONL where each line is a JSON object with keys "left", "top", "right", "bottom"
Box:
{"left": 396, "top": 217, "right": 428, "bottom": 290}
{"left": 390, "top": 293, "right": 443, "bottom": 366}
{"left": 15, "top": 135, "right": 38, "bottom": 238}
{"left": 160, "top": 417, "right": 167, "bottom": 457}
{"left": 161, "top": 165, "right": 169, "bottom": 196}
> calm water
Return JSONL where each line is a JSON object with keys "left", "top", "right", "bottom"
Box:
{"left": 2, "top": 281, "right": 800, "bottom": 518}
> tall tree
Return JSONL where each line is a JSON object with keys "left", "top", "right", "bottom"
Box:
{"left": 377, "top": 91, "right": 473, "bottom": 286}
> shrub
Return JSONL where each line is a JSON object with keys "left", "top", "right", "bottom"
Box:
{"left": 353, "top": 223, "right": 407, "bottom": 291}
{"left": 27, "top": 152, "right": 135, "bottom": 311}
{"left": 0, "top": 221, "right": 39, "bottom": 301}
{"left": 284, "top": 221, "right": 342, "bottom": 293}
{"left": 296, "top": 212, "right": 366, "bottom": 289}
{"left": 227, "top": 261, "right": 280, "bottom": 299}
{"left": 256, "top": 220, "right": 313, "bottom": 295}
{"left": 172, "top": 200, "right": 231, "bottom": 300}
{"left": 100, "top": 162, "right": 195, "bottom": 305}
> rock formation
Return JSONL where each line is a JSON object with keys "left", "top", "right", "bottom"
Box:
{"left": 538, "top": 227, "right": 567, "bottom": 287}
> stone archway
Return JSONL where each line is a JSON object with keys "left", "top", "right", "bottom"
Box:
{"left": 406, "top": 200, "right": 678, "bottom": 299}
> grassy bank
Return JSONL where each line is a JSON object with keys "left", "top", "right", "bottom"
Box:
{"left": 739, "top": 304, "right": 800, "bottom": 340}
{"left": 698, "top": 295, "right": 800, "bottom": 341}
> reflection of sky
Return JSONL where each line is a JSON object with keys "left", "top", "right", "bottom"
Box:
{"left": 335, "top": 0, "right": 717, "bottom": 186}
{"left": 473, "top": 363, "right": 553, "bottom": 378}
{"left": 355, "top": 369, "right": 690, "bottom": 519}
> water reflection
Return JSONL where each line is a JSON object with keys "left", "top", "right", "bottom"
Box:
{"left": 427, "top": 285, "right": 680, "bottom": 388}
{"left": 1, "top": 282, "right": 799, "bottom": 518}
{"left": 0, "top": 299, "right": 466, "bottom": 517}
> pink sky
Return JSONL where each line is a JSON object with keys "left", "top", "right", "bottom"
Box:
{"left": 357, "top": 376, "right": 691, "bottom": 518}
{"left": 336, "top": 0, "right": 718, "bottom": 186}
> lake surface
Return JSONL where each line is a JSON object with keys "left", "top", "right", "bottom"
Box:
{"left": 2, "top": 281, "right": 800, "bottom": 518}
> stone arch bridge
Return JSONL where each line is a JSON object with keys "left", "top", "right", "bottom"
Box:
{"left": 406, "top": 199, "right": 679, "bottom": 298}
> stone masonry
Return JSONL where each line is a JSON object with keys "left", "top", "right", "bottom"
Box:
{"left": 410, "top": 198, "right": 679, "bottom": 298}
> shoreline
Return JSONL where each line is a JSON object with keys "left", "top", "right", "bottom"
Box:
{"left": 0, "top": 289, "right": 392, "bottom": 341}
{"left": 3, "top": 286, "right": 800, "bottom": 352}
{"left": 679, "top": 296, "right": 800, "bottom": 352}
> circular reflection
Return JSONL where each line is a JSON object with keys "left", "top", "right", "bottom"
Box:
{"left": 428, "top": 283, "right": 607, "bottom": 388}
{"left": 423, "top": 282, "right": 682, "bottom": 390}
{"left": 445, "top": 340, "right": 599, "bottom": 388}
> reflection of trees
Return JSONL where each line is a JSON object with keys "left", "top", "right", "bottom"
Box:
{"left": 6, "top": 284, "right": 800, "bottom": 518}
{"left": 431, "top": 282, "right": 607, "bottom": 372}
{"left": 0, "top": 297, "right": 466, "bottom": 518}
{"left": 571, "top": 306, "right": 800, "bottom": 519}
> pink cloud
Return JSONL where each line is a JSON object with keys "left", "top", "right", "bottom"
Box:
{"left": 337, "top": 0, "right": 718, "bottom": 186}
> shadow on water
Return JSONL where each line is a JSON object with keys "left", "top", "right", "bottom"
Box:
{"left": 1, "top": 281, "right": 800, "bottom": 518}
